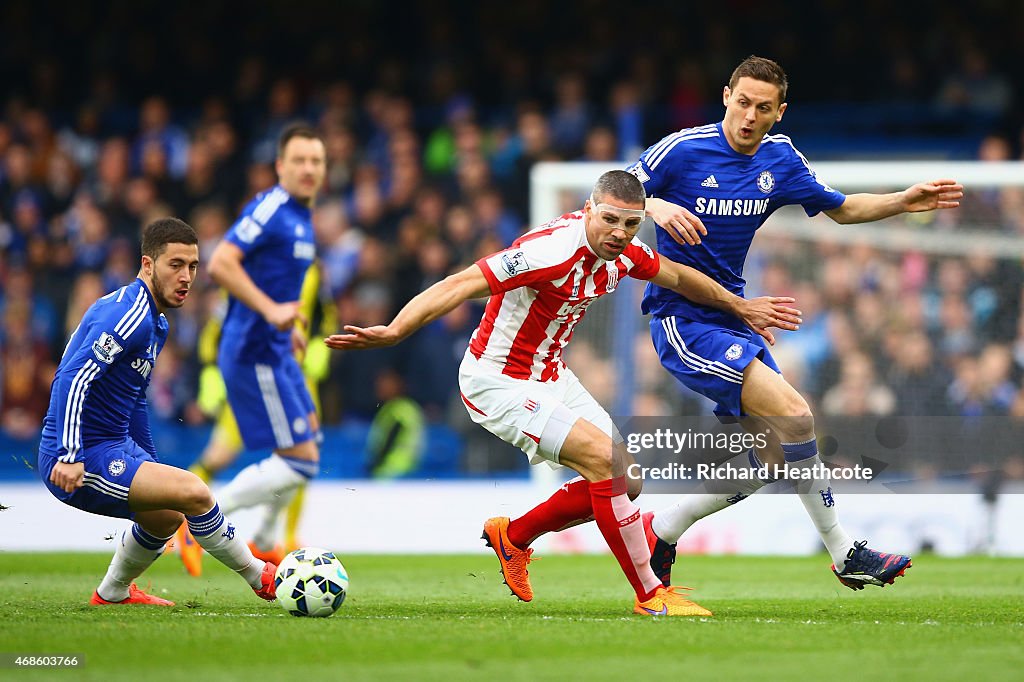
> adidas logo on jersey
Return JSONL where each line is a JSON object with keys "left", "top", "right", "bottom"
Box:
{"left": 701, "top": 175, "right": 719, "bottom": 188}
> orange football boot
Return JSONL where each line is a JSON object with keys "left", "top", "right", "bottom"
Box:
{"left": 90, "top": 583, "right": 175, "bottom": 606}
{"left": 481, "top": 516, "right": 536, "bottom": 602}
{"left": 253, "top": 561, "right": 278, "bottom": 601}
{"left": 634, "top": 585, "right": 712, "bottom": 617}
{"left": 247, "top": 541, "right": 286, "bottom": 566}
{"left": 175, "top": 524, "right": 203, "bottom": 577}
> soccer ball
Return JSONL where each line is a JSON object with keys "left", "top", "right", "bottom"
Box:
{"left": 274, "top": 547, "right": 349, "bottom": 617}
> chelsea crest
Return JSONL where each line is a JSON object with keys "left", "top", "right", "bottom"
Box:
{"left": 757, "top": 170, "right": 775, "bottom": 194}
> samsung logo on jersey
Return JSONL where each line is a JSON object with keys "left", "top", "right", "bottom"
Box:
{"left": 694, "top": 197, "right": 770, "bottom": 216}
{"left": 293, "top": 241, "right": 315, "bottom": 260}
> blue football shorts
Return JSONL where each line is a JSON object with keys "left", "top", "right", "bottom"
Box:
{"left": 38, "top": 438, "right": 156, "bottom": 519}
{"left": 220, "top": 356, "right": 316, "bottom": 451}
{"left": 649, "top": 314, "right": 781, "bottom": 417}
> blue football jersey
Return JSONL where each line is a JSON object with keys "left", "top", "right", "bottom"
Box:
{"left": 219, "top": 185, "right": 316, "bottom": 363}
{"left": 39, "top": 279, "right": 168, "bottom": 463}
{"left": 631, "top": 122, "right": 845, "bottom": 328}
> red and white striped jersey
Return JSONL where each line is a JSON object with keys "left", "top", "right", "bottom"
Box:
{"left": 470, "top": 210, "right": 660, "bottom": 382}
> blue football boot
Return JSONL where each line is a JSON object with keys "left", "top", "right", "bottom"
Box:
{"left": 832, "top": 540, "right": 912, "bottom": 590}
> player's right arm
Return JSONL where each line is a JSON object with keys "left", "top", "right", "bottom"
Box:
{"left": 325, "top": 264, "right": 491, "bottom": 351}
{"left": 50, "top": 330, "right": 120, "bottom": 463}
{"left": 49, "top": 335, "right": 97, "bottom": 490}
{"left": 49, "top": 461, "right": 84, "bottom": 493}
{"left": 48, "top": 311, "right": 135, "bottom": 491}
{"left": 328, "top": 232, "right": 569, "bottom": 351}
{"left": 207, "top": 240, "right": 304, "bottom": 331}
{"left": 645, "top": 197, "right": 707, "bottom": 246}
{"left": 648, "top": 255, "right": 802, "bottom": 345}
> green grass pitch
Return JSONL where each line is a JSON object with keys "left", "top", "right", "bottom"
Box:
{"left": 1, "top": 552, "right": 1022, "bottom": 681}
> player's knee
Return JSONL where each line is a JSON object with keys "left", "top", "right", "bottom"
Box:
{"left": 561, "top": 422, "right": 617, "bottom": 481}
{"left": 587, "top": 456, "right": 614, "bottom": 481}
{"left": 179, "top": 475, "right": 216, "bottom": 516}
{"left": 579, "top": 443, "right": 614, "bottom": 480}
{"left": 787, "top": 412, "right": 814, "bottom": 440}
{"left": 626, "top": 473, "right": 643, "bottom": 499}
{"left": 168, "top": 511, "right": 185, "bottom": 532}
{"left": 150, "top": 512, "right": 185, "bottom": 538}
{"left": 138, "top": 510, "right": 185, "bottom": 538}
{"left": 778, "top": 399, "right": 814, "bottom": 438}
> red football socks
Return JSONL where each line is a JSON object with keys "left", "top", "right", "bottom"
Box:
{"left": 507, "top": 476, "right": 593, "bottom": 548}
{"left": 590, "top": 476, "right": 661, "bottom": 601}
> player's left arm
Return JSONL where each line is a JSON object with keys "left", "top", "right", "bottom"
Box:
{"left": 824, "top": 179, "right": 963, "bottom": 224}
{"left": 648, "top": 255, "right": 802, "bottom": 345}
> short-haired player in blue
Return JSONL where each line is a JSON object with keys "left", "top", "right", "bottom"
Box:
{"left": 205, "top": 123, "right": 325, "bottom": 564}
{"left": 38, "top": 218, "right": 278, "bottom": 606}
{"left": 631, "top": 56, "right": 963, "bottom": 590}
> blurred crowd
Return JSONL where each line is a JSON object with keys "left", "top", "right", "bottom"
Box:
{"left": 2, "top": 1, "right": 1024, "bottom": 479}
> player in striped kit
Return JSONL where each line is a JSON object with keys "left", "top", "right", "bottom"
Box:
{"left": 629, "top": 56, "right": 963, "bottom": 590}
{"left": 37, "top": 218, "right": 277, "bottom": 605}
{"left": 326, "top": 170, "right": 802, "bottom": 616}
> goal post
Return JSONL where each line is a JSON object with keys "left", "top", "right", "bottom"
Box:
{"left": 529, "top": 159, "right": 1024, "bottom": 421}
{"left": 532, "top": 161, "right": 1024, "bottom": 258}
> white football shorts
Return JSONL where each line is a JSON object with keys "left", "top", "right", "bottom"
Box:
{"left": 457, "top": 351, "right": 618, "bottom": 467}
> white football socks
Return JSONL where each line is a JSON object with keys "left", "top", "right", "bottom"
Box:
{"left": 216, "top": 453, "right": 311, "bottom": 515}
{"left": 186, "top": 504, "right": 265, "bottom": 587}
{"left": 651, "top": 449, "right": 770, "bottom": 544}
{"left": 251, "top": 487, "right": 299, "bottom": 552}
{"left": 783, "top": 447, "right": 855, "bottom": 569}
{"left": 95, "top": 524, "right": 171, "bottom": 602}
{"left": 650, "top": 440, "right": 857, "bottom": 569}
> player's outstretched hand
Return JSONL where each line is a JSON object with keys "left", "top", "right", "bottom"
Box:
{"left": 647, "top": 197, "right": 707, "bottom": 246}
{"left": 738, "top": 296, "right": 802, "bottom": 346}
{"left": 903, "top": 178, "right": 964, "bottom": 212}
{"left": 50, "top": 461, "right": 84, "bottom": 493}
{"left": 324, "top": 325, "right": 398, "bottom": 351}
